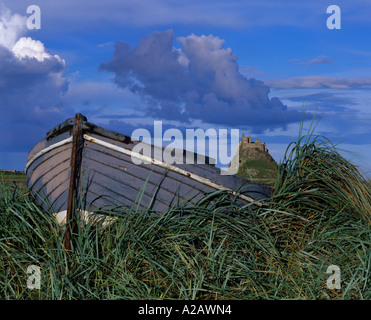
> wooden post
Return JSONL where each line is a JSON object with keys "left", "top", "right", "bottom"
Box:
{"left": 64, "top": 113, "right": 84, "bottom": 252}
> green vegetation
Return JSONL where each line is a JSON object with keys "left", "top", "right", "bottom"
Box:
{"left": 0, "top": 170, "right": 27, "bottom": 190}
{"left": 237, "top": 159, "right": 277, "bottom": 186}
{"left": 0, "top": 126, "right": 370, "bottom": 300}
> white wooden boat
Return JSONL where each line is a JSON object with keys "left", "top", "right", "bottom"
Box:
{"left": 25, "top": 114, "right": 272, "bottom": 226}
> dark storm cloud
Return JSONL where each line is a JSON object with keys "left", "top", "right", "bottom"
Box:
{"left": 0, "top": 43, "right": 70, "bottom": 154}
{"left": 0, "top": 46, "right": 69, "bottom": 121}
{"left": 100, "top": 30, "right": 302, "bottom": 131}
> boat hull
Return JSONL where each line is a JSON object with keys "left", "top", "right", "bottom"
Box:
{"left": 25, "top": 115, "right": 272, "bottom": 219}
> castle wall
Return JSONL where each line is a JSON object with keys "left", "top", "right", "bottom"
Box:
{"left": 240, "top": 134, "right": 267, "bottom": 152}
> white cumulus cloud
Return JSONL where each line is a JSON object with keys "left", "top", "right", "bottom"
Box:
{"left": 0, "top": 6, "right": 64, "bottom": 64}
{"left": 0, "top": 6, "right": 26, "bottom": 50}
{"left": 12, "top": 37, "right": 65, "bottom": 63}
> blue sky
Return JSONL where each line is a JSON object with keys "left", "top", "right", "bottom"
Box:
{"left": 0, "top": 0, "right": 370, "bottom": 178}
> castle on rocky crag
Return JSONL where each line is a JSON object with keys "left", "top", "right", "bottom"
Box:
{"left": 240, "top": 134, "right": 268, "bottom": 153}
{"left": 228, "top": 134, "right": 277, "bottom": 184}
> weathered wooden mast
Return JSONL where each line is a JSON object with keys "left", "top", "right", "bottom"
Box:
{"left": 64, "top": 113, "right": 84, "bottom": 252}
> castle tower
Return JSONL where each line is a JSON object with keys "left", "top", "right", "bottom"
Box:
{"left": 241, "top": 134, "right": 250, "bottom": 144}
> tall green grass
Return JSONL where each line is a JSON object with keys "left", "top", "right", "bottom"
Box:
{"left": 0, "top": 127, "right": 370, "bottom": 300}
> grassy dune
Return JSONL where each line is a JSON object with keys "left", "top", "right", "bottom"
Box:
{"left": 0, "top": 130, "right": 370, "bottom": 300}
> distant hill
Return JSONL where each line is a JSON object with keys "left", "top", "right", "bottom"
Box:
{"left": 0, "top": 170, "right": 27, "bottom": 189}
{"left": 229, "top": 134, "right": 277, "bottom": 186}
